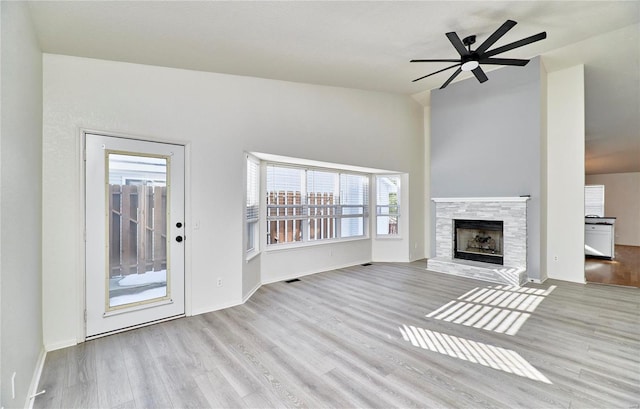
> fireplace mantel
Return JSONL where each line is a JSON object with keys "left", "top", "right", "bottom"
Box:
{"left": 432, "top": 197, "right": 530, "bottom": 203}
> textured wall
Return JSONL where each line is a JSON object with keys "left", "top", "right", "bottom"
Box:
{"left": 42, "top": 54, "right": 425, "bottom": 348}
{"left": 1, "top": 2, "right": 44, "bottom": 406}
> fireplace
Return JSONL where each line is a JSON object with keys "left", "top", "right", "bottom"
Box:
{"left": 429, "top": 197, "right": 529, "bottom": 287}
{"left": 454, "top": 219, "right": 503, "bottom": 265}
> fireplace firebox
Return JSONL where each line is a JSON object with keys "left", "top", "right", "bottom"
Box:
{"left": 454, "top": 219, "right": 504, "bottom": 265}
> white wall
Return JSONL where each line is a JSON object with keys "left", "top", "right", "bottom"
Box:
{"left": 586, "top": 172, "right": 640, "bottom": 246}
{"left": 42, "top": 54, "right": 424, "bottom": 349}
{"left": 409, "top": 110, "right": 426, "bottom": 262}
{"left": 546, "top": 65, "right": 585, "bottom": 283}
{"left": 422, "top": 106, "right": 431, "bottom": 260}
{"left": 1, "top": 2, "right": 44, "bottom": 407}
{"left": 263, "top": 239, "right": 371, "bottom": 283}
{"left": 539, "top": 58, "right": 548, "bottom": 282}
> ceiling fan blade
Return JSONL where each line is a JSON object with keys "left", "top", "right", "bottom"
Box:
{"left": 475, "top": 20, "right": 517, "bottom": 54}
{"left": 412, "top": 64, "right": 460, "bottom": 82}
{"left": 410, "top": 59, "right": 462, "bottom": 63}
{"left": 479, "top": 57, "right": 530, "bottom": 66}
{"left": 440, "top": 67, "right": 463, "bottom": 89}
{"left": 446, "top": 32, "right": 470, "bottom": 56}
{"left": 472, "top": 67, "right": 488, "bottom": 83}
{"left": 484, "top": 32, "right": 547, "bottom": 58}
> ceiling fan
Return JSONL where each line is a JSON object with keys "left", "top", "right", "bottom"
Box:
{"left": 411, "top": 20, "right": 547, "bottom": 89}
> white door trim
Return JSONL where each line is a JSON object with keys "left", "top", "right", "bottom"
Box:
{"left": 79, "top": 129, "right": 191, "bottom": 342}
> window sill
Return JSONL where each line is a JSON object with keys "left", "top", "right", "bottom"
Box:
{"left": 265, "top": 236, "right": 370, "bottom": 253}
{"left": 245, "top": 250, "right": 261, "bottom": 262}
{"left": 374, "top": 235, "right": 403, "bottom": 241}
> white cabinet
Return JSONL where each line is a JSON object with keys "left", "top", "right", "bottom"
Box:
{"left": 585, "top": 223, "right": 615, "bottom": 259}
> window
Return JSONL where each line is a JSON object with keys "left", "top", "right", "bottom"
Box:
{"left": 340, "top": 173, "right": 368, "bottom": 238}
{"left": 266, "top": 166, "right": 304, "bottom": 245}
{"left": 585, "top": 185, "right": 605, "bottom": 217}
{"left": 246, "top": 156, "right": 260, "bottom": 253}
{"left": 376, "top": 176, "right": 400, "bottom": 236}
{"left": 307, "top": 170, "right": 338, "bottom": 241}
{"left": 266, "top": 164, "right": 369, "bottom": 246}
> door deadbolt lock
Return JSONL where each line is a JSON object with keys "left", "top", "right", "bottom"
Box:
{"left": 176, "top": 235, "right": 184, "bottom": 243}
{"left": 176, "top": 222, "right": 183, "bottom": 228}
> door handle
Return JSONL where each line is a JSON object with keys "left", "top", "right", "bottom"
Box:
{"left": 176, "top": 235, "right": 184, "bottom": 243}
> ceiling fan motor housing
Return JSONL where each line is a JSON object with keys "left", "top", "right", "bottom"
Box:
{"left": 462, "top": 35, "right": 476, "bottom": 47}
{"left": 461, "top": 53, "right": 480, "bottom": 71}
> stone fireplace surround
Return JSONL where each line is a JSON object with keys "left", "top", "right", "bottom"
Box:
{"left": 429, "top": 197, "right": 530, "bottom": 286}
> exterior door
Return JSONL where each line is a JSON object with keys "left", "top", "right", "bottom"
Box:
{"left": 85, "top": 133, "right": 185, "bottom": 338}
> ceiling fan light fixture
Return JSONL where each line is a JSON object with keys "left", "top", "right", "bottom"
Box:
{"left": 461, "top": 60, "right": 479, "bottom": 71}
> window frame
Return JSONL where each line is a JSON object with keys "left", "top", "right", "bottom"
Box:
{"left": 245, "top": 154, "right": 260, "bottom": 257}
{"left": 265, "top": 162, "right": 369, "bottom": 249}
{"left": 375, "top": 175, "right": 401, "bottom": 237}
{"left": 584, "top": 184, "right": 605, "bottom": 217}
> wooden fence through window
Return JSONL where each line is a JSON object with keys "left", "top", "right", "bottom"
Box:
{"left": 267, "top": 191, "right": 336, "bottom": 244}
{"left": 308, "top": 192, "right": 336, "bottom": 240}
{"left": 267, "top": 191, "right": 303, "bottom": 244}
{"left": 109, "top": 184, "right": 167, "bottom": 277}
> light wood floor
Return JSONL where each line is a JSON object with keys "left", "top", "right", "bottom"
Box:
{"left": 35, "top": 261, "right": 640, "bottom": 408}
{"left": 586, "top": 245, "right": 640, "bottom": 288}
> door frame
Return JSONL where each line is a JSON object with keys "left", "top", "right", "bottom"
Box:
{"left": 78, "top": 129, "right": 192, "bottom": 342}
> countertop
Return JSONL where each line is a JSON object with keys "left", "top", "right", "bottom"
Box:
{"left": 585, "top": 216, "right": 616, "bottom": 225}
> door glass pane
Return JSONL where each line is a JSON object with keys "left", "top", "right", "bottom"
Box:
{"left": 107, "top": 153, "right": 169, "bottom": 308}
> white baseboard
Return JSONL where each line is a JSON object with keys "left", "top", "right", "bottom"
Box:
{"left": 191, "top": 299, "right": 243, "bottom": 316}
{"left": 190, "top": 261, "right": 374, "bottom": 316}
{"left": 190, "top": 283, "right": 260, "bottom": 316}
{"left": 26, "top": 348, "right": 47, "bottom": 409}
{"left": 44, "top": 338, "right": 77, "bottom": 352}
{"left": 527, "top": 277, "right": 548, "bottom": 284}
{"left": 371, "top": 257, "right": 411, "bottom": 263}
{"left": 242, "top": 282, "right": 262, "bottom": 303}
{"left": 261, "top": 259, "right": 371, "bottom": 285}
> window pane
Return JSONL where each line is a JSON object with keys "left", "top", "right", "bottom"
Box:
{"left": 264, "top": 165, "right": 370, "bottom": 245}
{"left": 246, "top": 158, "right": 259, "bottom": 252}
{"left": 341, "top": 174, "right": 367, "bottom": 206}
{"left": 307, "top": 170, "right": 338, "bottom": 241}
{"left": 342, "top": 205, "right": 364, "bottom": 216}
{"left": 341, "top": 217, "right": 364, "bottom": 237}
{"left": 247, "top": 221, "right": 256, "bottom": 252}
{"left": 267, "top": 165, "right": 303, "bottom": 193}
{"left": 107, "top": 153, "right": 168, "bottom": 308}
{"left": 340, "top": 174, "right": 368, "bottom": 238}
{"left": 307, "top": 170, "right": 337, "bottom": 194}
{"left": 266, "top": 165, "right": 304, "bottom": 244}
{"left": 585, "top": 185, "right": 604, "bottom": 217}
{"left": 377, "top": 176, "right": 400, "bottom": 235}
{"left": 246, "top": 159, "right": 259, "bottom": 220}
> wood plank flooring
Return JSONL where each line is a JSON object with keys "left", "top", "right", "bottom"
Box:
{"left": 586, "top": 245, "right": 640, "bottom": 288}
{"left": 35, "top": 261, "right": 640, "bottom": 408}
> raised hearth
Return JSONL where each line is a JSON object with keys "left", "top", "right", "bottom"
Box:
{"left": 430, "top": 197, "right": 529, "bottom": 286}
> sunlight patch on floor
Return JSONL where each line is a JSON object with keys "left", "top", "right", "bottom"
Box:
{"left": 426, "top": 285, "right": 557, "bottom": 336}
{"left": 399, "top": 325, "right": 552, "bottom": 384}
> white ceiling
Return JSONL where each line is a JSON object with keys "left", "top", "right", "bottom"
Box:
{"left": 27, "top": 1, "right": 640, "bottom": 174}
